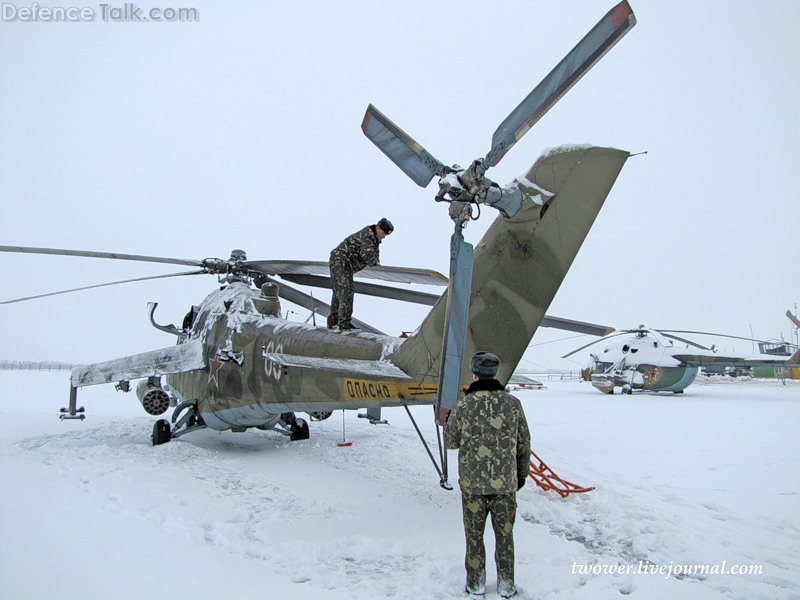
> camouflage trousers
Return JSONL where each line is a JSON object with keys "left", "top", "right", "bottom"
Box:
{"left": 461, "top": 492, "right": 517, "bottom": 591}
{"left": 328, "top": 258, "right": 354, "bottom": 328}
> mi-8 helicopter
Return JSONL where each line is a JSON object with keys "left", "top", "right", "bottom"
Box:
{"left": 1, "top": 2, "right": 637, "bottom": 452}
{"left": 564, "top": 323, "right": 800, "bottom": 394}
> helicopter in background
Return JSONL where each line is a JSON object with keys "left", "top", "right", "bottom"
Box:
{"left": 564, "top": 323, "right": 800, "bottom": 395}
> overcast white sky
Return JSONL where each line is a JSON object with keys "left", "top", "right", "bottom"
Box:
{"left": 1, "top": 0, "right": 798, "bottom": 373}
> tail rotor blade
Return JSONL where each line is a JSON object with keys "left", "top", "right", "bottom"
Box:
{"left": 436, "top": 229, "right": 474, "bottom": 421}
{"left": 486, "top": 1, "right": 636, "bottom": 167}
{"left": 361, "top": 104, "right": 447, "bottom": 187}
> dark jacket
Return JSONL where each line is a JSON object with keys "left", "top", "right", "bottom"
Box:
{"left": 330, "top": 225, "right": 380, "bottom": 273}
{"left": 445, "top": 379, "right": 531, "bottom": 495}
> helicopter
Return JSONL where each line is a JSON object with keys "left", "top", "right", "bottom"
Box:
{"left": 563, "top": 324, "right": 800, "bottom": 395}
{"left": 1, "top": 1, "right": 637, "bottom": 457}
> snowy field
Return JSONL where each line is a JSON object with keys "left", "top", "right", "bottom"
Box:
{"left": 1, "top": 374, "right": 798, "bottom": 600}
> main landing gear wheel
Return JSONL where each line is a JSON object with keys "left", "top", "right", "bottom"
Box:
{"left": 152, "top": 419, "right": 172, "bottom": 446}
{"left": 290, "top": 418, "right": 310, "bottom": 441}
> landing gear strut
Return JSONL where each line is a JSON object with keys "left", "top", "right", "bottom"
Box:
{"left": 151, "top": 399, "right": 207, "bottom": 446}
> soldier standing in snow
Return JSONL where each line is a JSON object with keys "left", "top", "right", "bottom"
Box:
{"left": 445, "top": 352, "right": 531, "bottom": 599}
{"left": 327, "top": 218, "right": 393, "bottom": 331}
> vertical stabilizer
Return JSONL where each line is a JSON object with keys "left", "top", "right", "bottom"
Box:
{"left": 390, "top": 145, "right": 629, "bottom": 387}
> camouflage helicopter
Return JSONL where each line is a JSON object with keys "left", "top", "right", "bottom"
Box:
{"left": 564, "top": 323, "right": 800, "bottom": 394}
{"left": 1, "top": 2, "right": 637, "bottom": 458}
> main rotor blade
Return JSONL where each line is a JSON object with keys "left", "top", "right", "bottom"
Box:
{"left": 561, "top": 331, "right": 627, "bottom": 359}
{"left": 538, "top": 315, "right": 615, "bottom": 337}
{"left": 267, "top": 277, "right": 384, "bottom": 335}
{"left": 245, "top": 260, "right": 448, "bottom": 286}
{"left": 278, "top": 274, "right": 441, "bottom": 306}
{"left": 361, "top": 104, "right": 448, "bottom": 187}
{"left": 0, "top": 245, "right": 204, "bottom": 268}
{"left": 657, "top": 332, "right": 710, "bottom": 351}
{"left": 486, "top": 1, "right": 636, "bottom": 167}
{"left": 657, "top": 329, "right": 772, "bottom": 346}
{"left": 0, "top": 270, "right": 206, "bottom": 305}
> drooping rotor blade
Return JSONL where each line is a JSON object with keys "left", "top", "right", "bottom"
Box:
{"left": 245, "top": 260, "right": 448, "bottom": 286}
{"left": 611, "top": 327, "right": 710, "bottom": 351}
{"left": 486, "top": 1, "right": 636, "bottom": 167}
{"left": 0, "top": 270, "right": 206, "bottom": 305}
{"left": 361, "top": 104, "right": 448, "bottom": 187}
{"left": 267, "top": 277, "right": 384, "bottom": 335}
{"left": 561, "top": 331, "right": 628, "bottom": 359}
{"left": 539, "top": 315, "right": 615, "bottom": 337}
{"left": 657, "top": 330, "right": 773, "bottom": 346}
{"left": 0, "top": 245, "right": 204, "bottom": 268}
{"left": 361, "top": 264, "right": 447, "bottom": 285}
{"left": 657, "top": 332, "right": 710, "bottom": 351}
{"left": 278, "top": 274, "right": 441, "bottom": 306}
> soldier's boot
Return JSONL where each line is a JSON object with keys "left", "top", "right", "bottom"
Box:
{"left": 464, "top": 566, "right": 485, "bottom": 598}
{"left": 337, "top": 322, "right": 358, "bottom": 331}
{"left": 498, "top": 578, "right": 517, "bottom": 598}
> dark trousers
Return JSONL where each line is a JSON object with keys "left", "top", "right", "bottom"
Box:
{"left": 328, "top": 259, "right": 354, "bottom": 328}
{"left": 461, "top": 492, "right": 517, "bottom": 591}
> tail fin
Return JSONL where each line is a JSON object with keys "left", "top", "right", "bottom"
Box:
{"left": 390, "top": 145, "right": 629, "bottom": 386}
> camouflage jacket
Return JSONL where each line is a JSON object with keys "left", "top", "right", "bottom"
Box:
{"left": 445, "top": 379, "right": 531, "bottom": 495}
{"left": 330, "top": 225, "right": 380, "bottom": 273}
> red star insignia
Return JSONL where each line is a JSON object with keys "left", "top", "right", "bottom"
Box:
{"left": 208, "top": 355, "right": 223, "bottom": 387}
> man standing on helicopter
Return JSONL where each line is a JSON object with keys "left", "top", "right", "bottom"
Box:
{"left": 327, "top": 218, "right": 393, "bottom": 331}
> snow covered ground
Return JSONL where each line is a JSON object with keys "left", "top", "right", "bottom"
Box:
{"left": 1, "top": 374, "right": 798, "bottom": 600}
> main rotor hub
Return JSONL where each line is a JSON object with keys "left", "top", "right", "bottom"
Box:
{"left": 229, "top": 249, "right": 247, "bottom": 262}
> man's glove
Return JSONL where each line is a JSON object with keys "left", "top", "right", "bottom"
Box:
{"left": 517, "top": 478, "right": 526, "bottom": 491}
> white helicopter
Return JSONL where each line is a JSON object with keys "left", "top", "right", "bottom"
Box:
{"left": 563, "top": 324, "right": 800, "bottom": 394}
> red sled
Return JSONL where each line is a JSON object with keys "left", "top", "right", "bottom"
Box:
{"left": 529, "top": 449, "right": 594, "bottom": 498}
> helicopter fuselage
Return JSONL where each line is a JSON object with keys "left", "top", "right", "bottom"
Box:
{"left": 586, "top": 333, "right": 699, "bottom": 394}
{"left": 589, "top": 360, "right": 699, "bottom": 394}
{"left": 166, "top": 282, "right": 436, "bottom": 432}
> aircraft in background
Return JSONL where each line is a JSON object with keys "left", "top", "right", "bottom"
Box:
{"left": 564, "top": 323, "right": 800, "bottom": 394}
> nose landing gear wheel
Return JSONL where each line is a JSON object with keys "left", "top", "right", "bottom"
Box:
{"left": 152, "top": 419, "right": 172, "bottom": 445}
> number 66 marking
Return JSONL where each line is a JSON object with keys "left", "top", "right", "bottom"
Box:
{"left": 262, "top": 340, "right": 285, "bottom": 380}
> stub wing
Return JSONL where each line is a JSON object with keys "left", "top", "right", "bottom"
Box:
{"left": 71, "top": 340, "right": 206, "bottom": 387}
